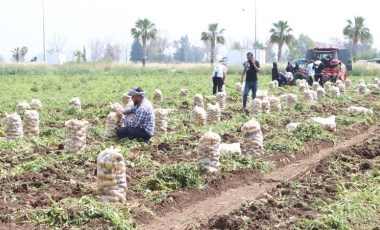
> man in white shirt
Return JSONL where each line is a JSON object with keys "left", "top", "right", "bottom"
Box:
{"left": 306, "top": 59, "right": 315, "bottom": 86}
{"left": 211, "top": 59, "right": 227, "bottom": 95}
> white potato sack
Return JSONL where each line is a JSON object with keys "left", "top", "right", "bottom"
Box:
{"left": 316, "top": 87, "right": 325, "bottom": 101}
{"left": 250, "top": 98, "right": 262, "bottom": 114}
{"left": 268, "top": 96, "right": 281, "bottom": 112}
{"left": 358, "top": 83, "right": 369, "bottom": 94}
{"left": 347, "top": 106, "right": 373, "bottom": 114}
{"left": 330, "top": 86, "right": 340, "bottom": 97}
{"left": 216, "top": 92, "right": 226, "bottom": 110}
{"left": 16, "top": 101, "right": 30, "bottom": 115}
{"left": 286, "top": 93, "right": 297, "bottom": 109}
{"left": 312, "top": 82, "right": 320, "bottom": 91}
{"left": 261, "top": 97, "right": 270, "bottom": 113}
{"left": 153, "top": 89, "right": 163, "bottom": 102}
{"left": 104, "top": 112, "right": 118, "bottom": 138}
{"left": 196, "top": 131, "right": 221, "bottom": 173}
{"left": 30, "top": 99, "right": 42, "bottom": 110}
{"left": 256, "top": 90, "right": 268, "bottom": 100}
{"left": 122, "top": 93, "right": 133, "bottom": 107}
{"left": 310, "top": 116, "right": 336, "bottom": 132}
{"left": 206, "top": 103, "right": 221, "bottom": 123}
{"left": 344, "top": 79, "right": 352, "bottom": 88}
{"left": 324, "top": 81, "right": 332, "bottom": 90}
{"left": 23, "top": 110, "right": 40, "bottom": 138}
{"left": 155, "top": 108, "right": 170, "bottom": 135}
{"left": 97, "top": 147, "right": 127, "bottom": 203}
{"left": 179, "top": 88, "right": 188, "bottom": 97}
{"left": 64, "top": 119, "right": 88, "bottom": 153}
{"left": 235, "top": 82, "right": 244, "bottom": 92}
{"left": 286, "top": 122, "right": 302, "bottom": 132}
{"left": 69, "top": 97, "right": 81, "bottom": 111}
{"left": 109, "top": 102, "right": 123, "bottom": 113}
{"left": 5, "top": 114, "right": 23, "bottom": 140}
{"left": 193, "top": 94, "right": 204, "bottom": 108}
{"left": 303, "top": 90, "right": 316, "bottom": 103}
{"left": 191, "top": 106, "right": 207, "bottom": 126}
{"left": 241, "top": 119, "right": 264, "bottom": 156}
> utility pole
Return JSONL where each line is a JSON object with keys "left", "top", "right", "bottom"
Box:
{"left": 254, "top": 0, "right": 257, "bottom": 59}
{"left": 42, "top": 0, "right": 46, "bottom": 61}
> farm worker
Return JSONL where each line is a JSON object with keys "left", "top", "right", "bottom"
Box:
{"left": 271, "top": 62, "right": 279, "bottom": 81}
{"left": 211, "top": 58, "right": 227, "bottom": 95}
{"left": 313, "top": 58, "right": 325, "bottom": 86}
{"left": 285, "top": 62, "right": 293, "bottom": 73}
{"left": 277, "top": 72, "right": 288, "bottom": 87}
{"left": 306, "top": 59, "right": 315, "bottom": 86}
{"left": 116, "top": 87, "right": 155, "bottom": 141}
{"left": 240, "top": 52, "right": 261, "bottom": 111}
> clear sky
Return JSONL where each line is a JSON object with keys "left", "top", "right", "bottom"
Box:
{"left": 0, "top": 0, "right": 378, "bottom": 61}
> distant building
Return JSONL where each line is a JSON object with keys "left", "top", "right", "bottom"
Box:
{"left": 225, "top": 49, "right": 266, "bottom": 66}
{"left": 33, "top": 53, "right": 66, "bottom": 65}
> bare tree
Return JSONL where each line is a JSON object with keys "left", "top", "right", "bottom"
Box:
{"left": 104, "top": 43, "right": 122, "bottom": 62}
{"left": 230, "top": 40, "right": 244, "bottom": 50}
{"left": 89, "top": 39, "right": 104, "bottom": 62}
{"left": 48, "top": 33, "right": 66, "bottom": 53}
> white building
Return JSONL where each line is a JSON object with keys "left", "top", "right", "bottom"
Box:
{"left": 33, "top": 53, "right": 66, "bottom": 65}
{"left": 225, "top": 49, "right": 266, "bottom": 66}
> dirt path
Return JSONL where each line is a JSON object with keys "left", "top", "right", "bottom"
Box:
{"left": 139, "top": 124, "right": 379, "bottom": 230}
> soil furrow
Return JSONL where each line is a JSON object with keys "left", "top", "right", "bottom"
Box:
{"left": 139, "top": 124, "right": 379, "bottom": 230}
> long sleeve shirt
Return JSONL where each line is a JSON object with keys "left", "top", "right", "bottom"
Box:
{"left": 123, "top": 98, "right": 155, "bottom": 136}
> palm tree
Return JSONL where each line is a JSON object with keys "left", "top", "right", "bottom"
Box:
{"left": 131, "top": 18, "right": 157, "bottom": 67}
{"left": 343, "top": 16, "right": 372, "bottom": 62}
{"left": 201, "top": 23, "right": 225, "bottom": 66}
{"left": 269, "top": 20, "right": 295, "bottom": 62}
{"left": 73, "top": 50, "right": 83, "bottom": 63}
{"left": 11, "top": 46, "right": 28, "bottom": 62}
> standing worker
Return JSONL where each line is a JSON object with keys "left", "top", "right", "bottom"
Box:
{"left": 306, "top": 59, "right": 315, "bottom": 86}
{"left": 211, "top": 58, "right": 227, "bottom": 95}
{"left": 240, "top": 52, "right": 261, "bottom": 112}
{"left": 313, "top": 58, "right": 325, "bottom": 86}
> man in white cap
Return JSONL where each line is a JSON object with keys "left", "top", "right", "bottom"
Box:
{"left": 116, "top": 87, "right": 155, "bottom": 141}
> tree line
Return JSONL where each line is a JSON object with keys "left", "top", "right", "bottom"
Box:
{"left": 6, "top": 16, "right": 377, "bottom": 65}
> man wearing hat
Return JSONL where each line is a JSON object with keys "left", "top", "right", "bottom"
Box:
{"left": 116, "top": 87, "right": 155, "bottom": 141}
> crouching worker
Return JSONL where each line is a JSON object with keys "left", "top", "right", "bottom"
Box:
{"left": 116, "top": 87, "right": 155, "bottom": 141}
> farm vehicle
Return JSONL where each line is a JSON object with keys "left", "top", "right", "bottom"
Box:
{"left": 293, "top": 47, "right": 352, "bottom": 83}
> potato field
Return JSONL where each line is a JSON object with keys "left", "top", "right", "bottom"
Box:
{"left": 0, "top": 63, "right": 379, "bottom": 230}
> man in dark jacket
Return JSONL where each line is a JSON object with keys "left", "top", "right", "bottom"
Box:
{"left": 313, "top": 58, "right": 325, "bottom": 86}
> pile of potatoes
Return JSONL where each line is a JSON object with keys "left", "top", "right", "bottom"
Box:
{"left": 104, "top": 112, "right": 118, "bottom": 138}
{"left": 196, "top": 131, "right": 221, "bottom": 173}
{"left": 30, "top": 99, "right": 42, "bottom": 110}
{"left": 16, "top": 101, "right": 30, "bottom": 115}
{"left": 193, "top": 94, "right": 204, "bottom": 108}
{"left": 97, "top": 147, "right": 127, "bottom": 203}
{"left": 69, "top": 97, "right": 81, "bottom": 111}
{"left": 64, "top": 119, "right": 88, "bottom": 153}
{"left": 23, "top": 110, "right": 39, "bottom": 138}
{"left": 5, "top": 114, "right": 23, "bottom": 140}
{"left": 155, "top": 108, "right": 170, "bottom": 135}
{"left": 241, "top": 119, "right": 264, "bottom": 156}
{"left": 206, "top": 103, "right": 221, "bottom": 123}
{"left": 153, "top": 89, "right": 163, "bottom": 102}
{"left": 216, "top": 92, "right": 226, "bottom": 110}
{"left": 191, "top": 106, "right": 207, "bottom": 126}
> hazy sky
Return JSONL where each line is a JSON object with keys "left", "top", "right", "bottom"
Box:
{"left": 1, "top": 0, "right": 378, "bottom": 61}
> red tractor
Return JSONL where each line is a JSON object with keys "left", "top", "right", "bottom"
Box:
{"left": 304, "top": 46, "right": 352, "bottom": 82}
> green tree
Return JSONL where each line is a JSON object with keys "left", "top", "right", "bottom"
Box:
{"left": 201, "top": 23, "right": 225, "bottom": 66}
{"left": 173, "top": 35, "right": 191, "bottom": 62}
{"left": 287, "top": 34, "right": 316, "bottom": 61}
{"left": 269, "top": 20, "right": 295, "bottom": 62}
{"left": 11, "top": 46, "right": 28, "bottom": 62}
{"left": 343, "top": 16, "right": 373, "bottom": 62}
{"left": 130, "top": 40, "right": 143, "bottom": 62}
{"left": 82, "top": 46, "right": 87, "bottom": 62}
{"left": 131, "top": 18, "right": 157, "bottom": 67}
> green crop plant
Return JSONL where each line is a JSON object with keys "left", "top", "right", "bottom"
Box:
{"left": 220, "top": 152, "right": 273, "bottom": 173}
{"left": 29, "top": 196, "right": 135, "bottom": 229}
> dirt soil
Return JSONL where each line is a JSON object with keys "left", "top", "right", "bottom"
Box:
{"left": 138, "top": 123, "right": 380, "bottom": 230}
